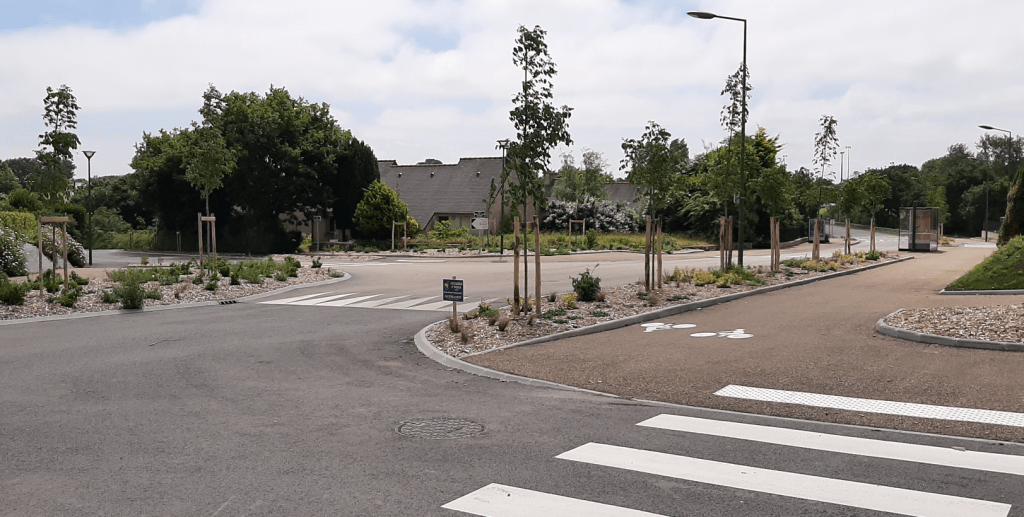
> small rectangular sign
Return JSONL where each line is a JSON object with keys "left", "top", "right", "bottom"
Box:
{"left": 471, "top": 218, "right": 488, "bottom": 230}
{"left": 39, "top": 216, "right": 69, "bottom": 223}
{"left": 443, "top": 279, "right": 464, "bottom": 302}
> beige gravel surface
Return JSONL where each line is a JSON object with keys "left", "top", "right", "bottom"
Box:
{"left": 461, "top": 244, "right": 1024, "bottom": 443}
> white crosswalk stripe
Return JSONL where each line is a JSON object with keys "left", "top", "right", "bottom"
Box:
{"left": 259, "top": 291, "right": 496, "bottom": 313}
{"left": 443, "top": 414, "right": 1019, "bottom": 517}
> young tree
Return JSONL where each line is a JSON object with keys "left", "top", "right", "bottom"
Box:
{"left": 502, "top": 25, "right": 573, "bottom": 222}
{"left": 35, "top": 85, "right": 81, "bottom": 204}
{"left": 720, "top": 63, "right": 752, "bottom": 138}
{"left": 551, "top": 148, "right": 612, "bottom": 204}
{"left": 0, "top": 164, "right": 19, "bottom": 196}
{"left": 620, "top": 121, "right": 684, "bottom": 219}
{"left": 184, "top": 124, "right": 235, "bottom": 216}
{"left": 813, "top": 115, "right": 839, "bottom": 206}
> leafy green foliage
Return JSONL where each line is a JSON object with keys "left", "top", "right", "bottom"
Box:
{"left": 571, "top": 268, "right": 601, "bottom": 302}
{"left": 353, "top": 180, "right": 409, "bottom": 240}
{"left": 621, "top": 121, "right": 686, "bottom": 218}
{"left": 0, "top": 164, "right": 19, "bottom": 196}
{"left": 4, "top": 189, "right": 44, "bottom": 212}
{"left": 585, "top": 229, "right": 598, "bottom": 250}
{"left": 552, "top": 149, "right": 612, "bottom": 203}
{"left": 427, "top": 220, "right": 470, "bottom": 241}
{"left": 0, "top": 277, "right": 30, "bottom": 305}
{"left": 35, "top": 85, "right": 81, "bottom": 204}
{"left": 503, "top": 25, "right": 573, "bottom": 222}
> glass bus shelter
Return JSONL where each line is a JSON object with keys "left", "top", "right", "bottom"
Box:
{"left": 899, "top": 207, "right": 939, "bottom": 252}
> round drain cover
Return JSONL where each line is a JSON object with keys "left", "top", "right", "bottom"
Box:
{"left": 396, "top": 418, "right": 485, "bottom": 439}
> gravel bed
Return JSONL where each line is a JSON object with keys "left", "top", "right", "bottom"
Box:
{"left": 0, "top": 266, "right": 343, "bottom": 321}
{"left": 884, "top": 305, "right": 1024, "bottom": 344}
{"left": 427, "top": 254, "right": 902, "bottom": 358}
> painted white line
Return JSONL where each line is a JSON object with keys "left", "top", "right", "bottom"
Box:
{"left": 378, "top": 296, "right": 439, "bottom": 309}
{"left": 258, "top": 292, "right": 334, "bottom": 305}
{"left": 395, "top": 259, "right": 447, "bottom": 263}
{"left": 315, "top": 294, "right": 381, "bottom": 307}
{"left": 964, "top": 244, "right": 998, "bottom": 248}
{"left": 638, "top": 414, "right": 1024, "bottom": 476}
{"left": 557, "top": 443, "right": 1011, "bottom": 517}
{"left": 345, "top": 295, "right": 409, "bottom": 308}
{"left": 414, "top": 300, "right": 459, "bottom": 311}
{"left": 715, "top": 385, "right": 1024, "bottom": 427}
{"left": 442, "top": 483, "right": 666, "bottom": 517}
{"left": 289, "top": 293, "right": 356, "bottom": 306}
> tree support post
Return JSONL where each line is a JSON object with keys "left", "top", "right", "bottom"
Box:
{"left": 845, "top": 219, "right": 852, "bottom": 255}
{"left": 656, "top": 219, "right": 663, "bottom": 290}
{"left": 644, "top": 216, "right": 652, "bottom": 292}
{"left": 870, "top": 217, "right": 876, "bottom": 253}
{"left": 812, "top": 218, "right": 821, "bottom": 261}
{"left": 513, "top": 216, "right": 520, "bottom": 314}
{"left": 534, "top": 215, "right": 541, "bottom": 318}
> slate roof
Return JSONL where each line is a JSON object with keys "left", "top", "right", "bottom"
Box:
{"left": 378, "top": 157, "right": 504, "bottom": 227}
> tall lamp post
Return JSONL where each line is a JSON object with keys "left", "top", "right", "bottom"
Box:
{"left": 845, "top": 145, "right": 852, "bottom": 178}
{"left": 82, "top": 150, "right": 96, "bottom": 266}
{"left": 689, "top": 10, "right": 748, "bottom": 266}
{"left": 979, "top": 125, "right": 1011, "bottom": 242}
{"left": 496, "top": 139, "right": 511, "bottom": 255}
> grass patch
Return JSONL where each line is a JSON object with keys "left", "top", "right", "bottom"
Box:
{"left": 947, "top": 235, "right": 1024, "bottom": 290}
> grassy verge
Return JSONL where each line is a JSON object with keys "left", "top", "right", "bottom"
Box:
{"left": 326, "top": 232, "right": 711, "bottom": 254}
{"left": 946, "top": 236, "right": 1024, "bottom": 291}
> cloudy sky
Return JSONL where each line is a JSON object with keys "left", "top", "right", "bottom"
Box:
{"left": 1, "top": 0, "right": 1022, "bottom": 181}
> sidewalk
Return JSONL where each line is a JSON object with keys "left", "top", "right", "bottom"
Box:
{"left": 465, "top": 243, "right": 1024, "bottom": 443}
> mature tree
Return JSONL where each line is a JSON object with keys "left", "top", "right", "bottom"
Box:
{"left": 0, "top": 164, "right": 19, "bottom": 195}
{"left": 35, "top": 85, "right": 81, "bottom": 204}
{"left": 1, "top": 158, "right": 43, "bottom": 186}
{"left": 353, "top": 181, "right": 409, "bottom": 240}
{"left": 184, "top": 124, "right": 235, "bottom": 216}
{"left": 551, "top": 148, "right": 612, "bottom": 204}
{"left": 502, "top": 25, "right": 573, "bottom": 222}
{"left": 621, "top": 121, "right": 686, "bottom": 219}
{"left": 70, "top": 173, "right": 152, "bottom": 229}
{"left": 131, "top": 85, "right": 377, "bottom": 253}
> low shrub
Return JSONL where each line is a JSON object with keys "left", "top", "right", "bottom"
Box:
{"left": 560, "top": 292, "right": 578, "bottom": 309}
{"left": 0, "top": 226, "right": 28, "bottom": 277}
{"left": 114, "top": 280, "right": 146, "bottom": 309}
{"left": 571, "top": 268, "right": 602, "bottom": 302}
{"left": 865, "top": 250, "right": 881, "bottom": 261}
{"left": 542, "top": 308, "right": 567, "bottom": 319}
{"left": 311, "top": 257, "right": 322, "bottom": 269}
{"left": 0, "top": 279, "right": 30, "bottom": 305}
{"left": 692, "top": 270, "right": 716, "bottom": 286}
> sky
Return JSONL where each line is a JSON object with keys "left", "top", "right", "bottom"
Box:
{"left": 2, "top": 0, "right": 1023, "bottom": 182}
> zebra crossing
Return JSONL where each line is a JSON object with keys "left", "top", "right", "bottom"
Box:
{"left": 259, "top": 291, "right": 500, "bottom": 313}
{"left": 442, "top": 414, "right": 1020, "bottom": 516}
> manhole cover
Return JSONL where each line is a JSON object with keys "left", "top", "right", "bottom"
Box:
{"left": 396, "top": 418, "right": 485, "bottom": 439}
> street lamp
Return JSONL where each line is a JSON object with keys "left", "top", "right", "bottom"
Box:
{"left": 689, "top": 10, "right": 748, "bottom": 266}
{"left": 82, "top": 150, "right": 96, "bottom": 266}
{"left": 496, "top": 139, "right": 511, "bottom": 255}
{"left": 979, "top": 124, "right": 1011, "bottom": 242}
{"left": 840, "top": 151, "right": 845, "bottom": 183}
{"left": 845, "top": 145, "right": 852, "bottom": 178}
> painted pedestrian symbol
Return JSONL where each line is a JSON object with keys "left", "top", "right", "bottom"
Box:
{"left": 640, "top": 322, "right": 753, "bottom": 339}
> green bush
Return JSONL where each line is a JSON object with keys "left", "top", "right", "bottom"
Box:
{"left": 0, "top": 211, "right": 38, "bottom": 242}
{"left": 53, "top": 285, "right": 82, "bottom": 308}
{"left": 353, "top": 180, "right": 410, "bottom": 240}
{"left": 0, "top": 279, "right": 30, "bottom": 305}
{"left": 101, "top": 290, "right": 119, "bottom": 304}
{"left": 70, "top": 271, "right": 89, "bottom": 286}
{"left": 865, "top": 250, "right": 881, "bottom": 261}
{"left": 571, "top": 268, "right": 602, "bottom": 302}
{"left": 427, "top": 220, "right": 471, "bottom": 241}
{"left": 585, "top": 229, "right": 598, "bottom": 250}
{"left": 114, "top": 280, "right": 146, "bottom": 309}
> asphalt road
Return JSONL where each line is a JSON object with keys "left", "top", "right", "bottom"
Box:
{"left": 5, "top": 232, "right": 1020, "bottom": 516}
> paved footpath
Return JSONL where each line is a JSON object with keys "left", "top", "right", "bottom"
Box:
{"left": 467, "top": 243, "right": 1024, "bottom": 444}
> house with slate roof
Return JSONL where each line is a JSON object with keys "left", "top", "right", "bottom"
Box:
{"left": 379, "top": 157, "right": 529, "bottom": 234}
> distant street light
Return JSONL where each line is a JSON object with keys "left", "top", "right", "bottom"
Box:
{"left": 845, "top": 145, "right": 852, "bottom": 178}
{"left": 840, "top": 151, "right": 845, "bottom": 182}
{"left": 496, "top": 139, "right": 511, "bottom": 255}
{"left": 978, "top": 124, "right": 1012, "bottom": 242}
{"left": 689, "top": 9, "right": 748, "bottom": 266}
{"left": 82, "top": 150, "right": 96, "bottom": 266}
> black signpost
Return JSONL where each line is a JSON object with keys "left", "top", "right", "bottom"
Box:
{"left": 443, "top": 277, "right": 464, "bottom": 321}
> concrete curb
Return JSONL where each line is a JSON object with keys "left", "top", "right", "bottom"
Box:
{"left": 874, "top": 311, "right": 1024, "bottom": 352}
{"left": 460, "top": 255, "right": 913, "bottom": 358}
{"left": 0, "top": 273, "right": 352, "bottom": 327}
{"left": 939, "top": 288, "right": 1024, "bottom": 296}
{"left": 413, "top": 325, "right": 620, "bottom": 397}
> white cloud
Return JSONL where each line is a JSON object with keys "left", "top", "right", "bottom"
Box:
{"left": 1, "top": 0, "right": 1023, "bottom": 179}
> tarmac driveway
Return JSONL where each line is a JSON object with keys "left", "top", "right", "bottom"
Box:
{"left": 466, "top": 244, "right": 1024, "bottom": 443}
